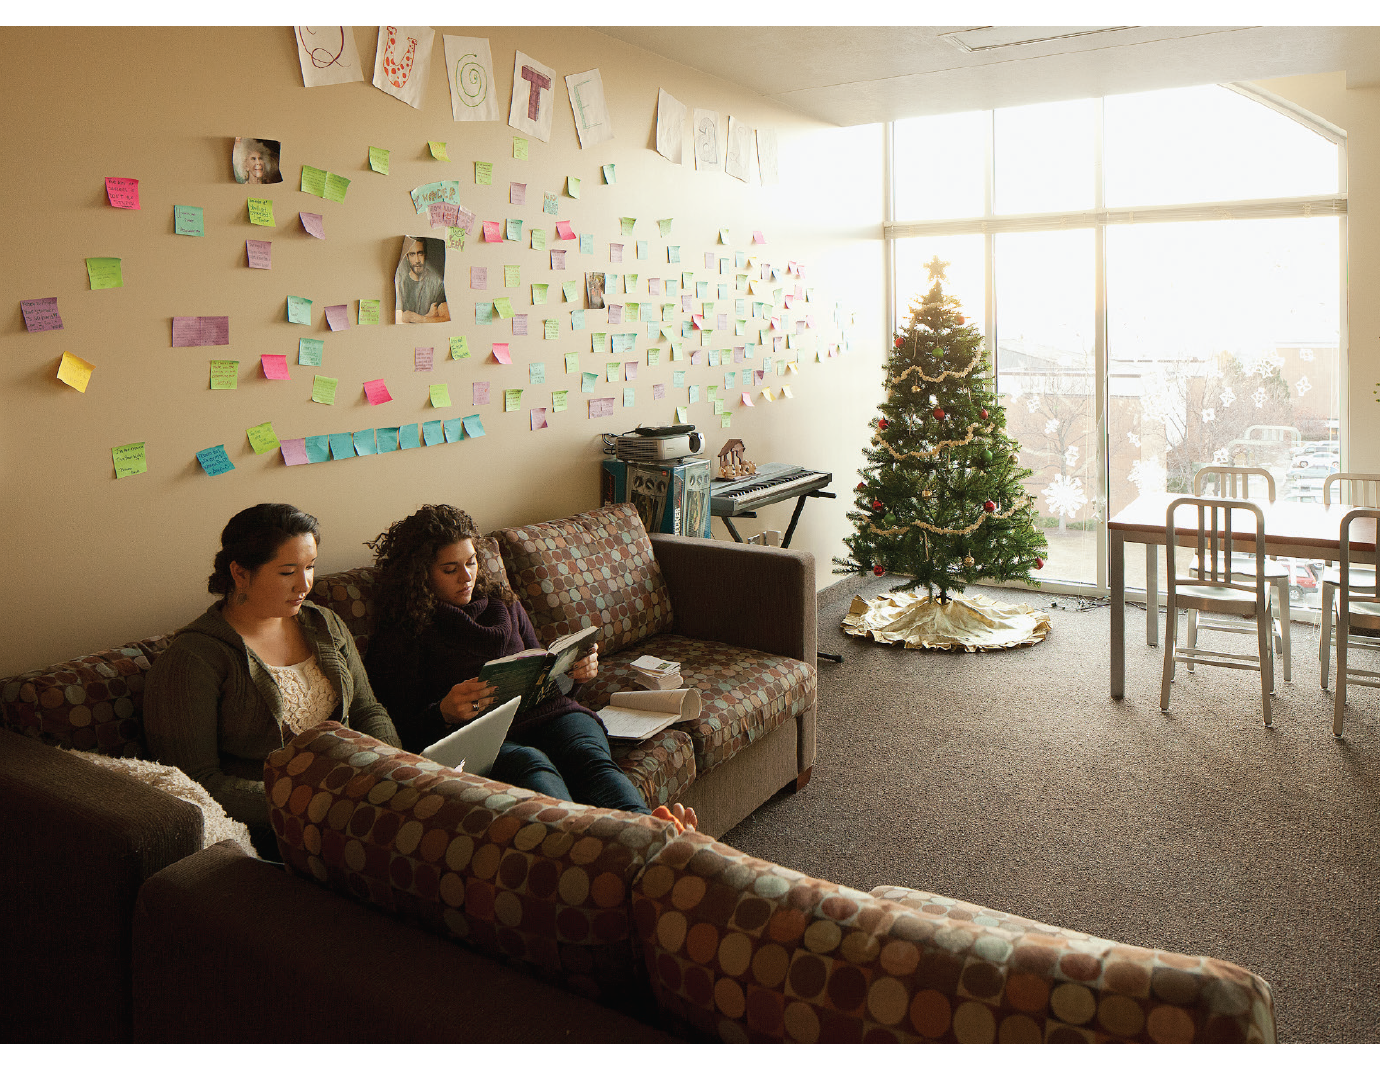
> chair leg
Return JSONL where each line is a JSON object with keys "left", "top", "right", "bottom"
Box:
{"left": 1334, "top": 615, "right": 1347, "bottom": 737}
{"left": 1320, "top": 581, "right": 1335, "bottom": 689}
{"left": 1160, "top": 604, "right": 1177, "bottom": 714}
{"left": 1257, "top": 601, "right": 1273, "bottom": 727}
{"left": 1185, "top": 609, "right": 1197, "bottom": 673}
{"left": 1274, "top": 577, "right": 1291, "bottom": 682}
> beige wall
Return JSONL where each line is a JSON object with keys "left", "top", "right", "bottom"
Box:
{"left": 0, "top": 26, "right": 885, "bottom": 675}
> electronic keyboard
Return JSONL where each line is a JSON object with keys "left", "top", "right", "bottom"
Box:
{"left": 710, "top": 463, "right": 833, "bottom": 516}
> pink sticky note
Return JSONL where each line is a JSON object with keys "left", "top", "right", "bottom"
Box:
{"left": 690, "top": 350, "right": 704, "bottom": 365}
{"left": 261, "top": 354, "right": 290, "bottom": 380}
{"left": 105, "top": 177, "right": 139, "bottom": 209}
{"left": 624, "top": 362, "right": 638, "bottom": 380}
{"left": 473, "top": 381, "right": 490, "bottom": 405}
{"left": 470, "top": 265, "right": 488, "bottom": 289}
{"left": 692, "top": 314, "right": 705, "bottom": 330}
{"left": 589, "top": 397, "right": 614, "bottom": 418}
{"left": 788, "top": 260, "right": 798, "bottom": 274}
{"left": 653, "top": 383, "right": 666, "bottom": 400}
{"left": 550, "top": 249, "right": 566, "bottom": 270}
{"left": 555, "top": 221, "right": 576, "bottom": 241}
{"left": 510, "top": 182, "right": 527, "bottom": 205}
{"left": 364, "top": 378, "right": 393, "bottom": 405}
{"left": 608, "top": 305, "right": 623, "bottom": 324}
{"left": 429, "top": 202, "right": 460, "bottom": 229}
{"left": 753, "top": 230, "right": 766, "bottom": 244}
{"left": 299, "top": 211, "right": 325, "bottom": 239}
{"left": 784, "top": 296, "right": 797, "bottom": 309}
{"left": 482, "top": 221, "right": 502, "bottom": 242}
{"left": 492, "top": 343, "right": 511, "bottom": 364}
{"left": 246, "top": 239, "right": 272, "bottom": 269}
{"left": 280, "top": 438, "right": 309, "bottom": 466}
{"left": 741, "top": 392, "right": 754, "bottom": 407}
{"left": 414, "top": 346, "right": 434, "bottom": 371}
{"left": 806, "top": 315, "right": 816, "bottom": 329}
{"left": 530, "top": 408, "right": 547, "bottom": 430}
{"left": 324, "top": 304, "right": 350, "bottom": 331}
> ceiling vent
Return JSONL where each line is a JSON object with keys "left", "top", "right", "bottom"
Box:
{"left": 941, "top": 26, "right": 1135, "bottom": 53}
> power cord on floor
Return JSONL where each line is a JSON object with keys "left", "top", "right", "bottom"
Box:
{"left": 1044, "top": 595, "right": 1111, "bottom": 612}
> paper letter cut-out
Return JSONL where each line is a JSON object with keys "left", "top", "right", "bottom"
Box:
{"left": 295, "top": 27, "right": 365, "bottom": 88}
{"left": 373, "top": 25, "right": 434, "bottom": 109}
{"left": 565, "top": 69, "right": 613, "bottom": 148}
{"left": 693, "top": 109, "right": 721, "bottom": 171}
{"left": 656, "top": 89, "right": 686, "bottom": 164}
{"left": 509, "top": 51, "right": 555, "bottom": 142}
{"left": 443, "top": 35, "right": 500, "bottom": 121}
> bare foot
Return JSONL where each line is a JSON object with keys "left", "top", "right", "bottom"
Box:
{"left": 651, "top": 804, "right": 698, "bottom": 833}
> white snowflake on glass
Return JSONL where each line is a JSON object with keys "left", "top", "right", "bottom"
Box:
{"left": 1202, "top": 407, "right": 1216, "bottom": 423}
{"left": 1207, "top": 364, "right": 1224, "bottom": 381}
{"left": 1026, "top": 396, "right": 1041, "bottom": 414}
{"left": 1043, "top": 474, "right": 1087, "bottom": 519}
{"left": 1128, "top": 455, "right": 1167, "bottom": 495}
{"left": 1065, "top": 445, "right": 1080, "bottom": 467}
{"left": 1252, "top": 386, "right": 1268, "bottom": 408}
{"left": 1299, "top": 348, "right": 1315, "bottom": 362}
{"left": 1044, "top": 417, "right": 1060, "bottom": 435}
{"left": 1220, "top": 386, "right": 1236, "bottom": 409}
{"left": 1126, "top": 431, "right": 1141, "bottom": 448}
{"left": 1213, "top": 447, "right": 1230, "bottom": 465}
{"left": 1005, "top": 382, "right": 1024, "bottom": 402}
{"left": 1297, "top": 376, "right": 1312, "bottom": 397}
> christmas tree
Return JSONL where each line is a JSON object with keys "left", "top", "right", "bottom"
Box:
{"left": 835, "top": 257, "right": 1048, "bottom": 602}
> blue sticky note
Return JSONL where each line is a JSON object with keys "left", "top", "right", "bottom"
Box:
{"left": 399, "top": 423, "right": 420, "bottom": 449}
{"left": 195, "top": 444, "right": 234, "bottom": 476}
{"left": 443, "top": 417, "right": 464, "bottom": 443}
{"left": 354, "top": 429, "right": 377, "bottom": 456}
{"left": 329, "top": 432, "right": 354, "bottom": 460}
{"left": 305, "top": 435, "right": 330, "bottom": 463}
{"left": 377, "top": 427, "right": 400, "bottom": 453}
{"left": 422, "top": 419, "right": 444, "bottom": 446}
{"left": 462, "top": 414, "right": 485, "bottom": 438}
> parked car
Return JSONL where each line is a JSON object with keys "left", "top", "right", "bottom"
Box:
{"left": 1278, "top": 557, "right": 1322, "bottom": 602}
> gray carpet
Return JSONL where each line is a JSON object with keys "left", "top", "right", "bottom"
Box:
{"left": 718, "top": 575, "right": 1380, "bottom": 1044}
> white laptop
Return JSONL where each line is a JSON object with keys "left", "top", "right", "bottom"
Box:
{"left": 419, "top": 696, "right": 520, "bottom": 776}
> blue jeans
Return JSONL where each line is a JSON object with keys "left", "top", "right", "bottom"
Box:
{"left": 490, "top": 710, "right": 651, "bottom": 815}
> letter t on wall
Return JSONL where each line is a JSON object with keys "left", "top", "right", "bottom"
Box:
{"left": 521, "top": 65, "right": 552, "bottom": 121}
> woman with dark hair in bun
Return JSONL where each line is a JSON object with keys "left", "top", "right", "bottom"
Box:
{"left": 145, "top": 503, "right": 399, "bottom": 857}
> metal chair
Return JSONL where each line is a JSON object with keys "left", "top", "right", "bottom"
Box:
{"left": 1319, "top": 474, "right": 1380, "bottom": 688}
{"left": 1161, "top": 497, "right": 1278, "bottom": 724}
{"left": 1331, "top": 508, "right": 1380, "bottom": 735}
{"left": 1190, "top": 466, "right": 1291, "bottom": 682}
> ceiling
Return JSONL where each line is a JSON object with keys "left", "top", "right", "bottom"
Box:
{"left": 595, "top": 25, "right": 1380, "bottom": 126}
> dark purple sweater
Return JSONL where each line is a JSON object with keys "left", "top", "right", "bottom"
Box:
{"left": 365, "top": 595, "right": 588, "bottom": 755}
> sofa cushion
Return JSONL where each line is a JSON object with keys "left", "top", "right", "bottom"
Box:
{"left": 264, "top": 722, "right": 680, "bottom": 1008}
{"left": 0, "top": 636, "right": 172, "bottom": 757}
{"left": 491, "top": 503, "right": 673, "bottom": 657}
{"left": 612, "top": 728, "right": 697, "bottom": 810}
{"left": 585, "top": 635, "right": 816, "bottom": 777}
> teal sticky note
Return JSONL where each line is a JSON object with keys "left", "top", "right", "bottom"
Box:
{"left": 305, "top": 435, "right": 330, "bottom": 463}
{"left": 443, "top": 418, "right": 464, "bottom": 443}
{"left": 399, "top": 423, "right": 420, "bottom": 450}
{"left": 623, "top": 387, "right": 634, "bottom": 406}
{"left": 195, "top": 444, "right": 233, "bottom": 476}
{"left": 354, "top": 429, "right": 377, "bottom": 456}
{"left": 329, "top": 432, "right": 354, "bottom": 460}
{"left": 580, "top": 233, "right": 593, "bottom": 255}
{"left": 725, "top": 371, "right": 737, "bottom": 389}
{"left": 377, "top": 427, "right": 400, "bottom": 453}
{"left": 462, "top": 414, "right": 485, "bottom": 438}
{"left": 689, "top": 385, "right": 700, "bottom": 403}
{"left": 476, "top": 302, "right": 493, "bottom": 325}
{"left": 287, "top": 296, "right": 312, "bottom": 324}
{"left": 636, "top": 240, "right": 648, "bottom": 260}
{"left": 422, "top": 420, "right": 444, "bottom": 446}
{"left": 571, "top": 309, "right": 586, "bottom": 330}
{"left": 298, "top": 338, "right": 323, "bottom": 365}
{"left": 581, "top": 371, "right": 598, "bottom": 393}
{"left": 174, "top": 205, "right": 205, "bottom": 237}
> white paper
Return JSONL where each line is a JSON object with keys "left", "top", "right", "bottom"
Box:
{"left": 443, "top": 35, "right": 500, "bottom": 121}
{"left": 725, "top": 115, "right": 754, "bottom": 182}
{"left": 509, "top": 50, "right": 557, "bottom": 142}
{"left": 756, "top": 127, "right": 779, "bottom": 185}
{"left": 693, "top": 108, "right": 721, "bottom": 171}
{"left": 566, "top": 68, "right": 614, "bottom": 148}
{"left": 599, "top": 688, "right": 701, "bottom": 741}
{"left": 372, "top": 25, "right": 434, "bottom": 109}
{"left": 294, "top": 27, "right": 365, "bottom": 88}
{"left": 656, "top": 89, "right": 686, "bottom": 164}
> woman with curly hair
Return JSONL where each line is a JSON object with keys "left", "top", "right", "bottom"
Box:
{"left": 364, "top": 504, "right": 694, "bottom": 828}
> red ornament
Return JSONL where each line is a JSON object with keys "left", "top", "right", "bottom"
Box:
{"left": 1035, "top": 557, "right": 1044, "bottom": 570}
{"left": 980, "top": 409, "right": 989, "bottom": 419}
{"left": 983, "top": 500, "right": 996, "bottom": 513}
{"left": 877, "top": 419, "right": 889, "bottom": 430}
{"left": 873, "top": 565, "right": 886, "bottom": 577}
{"left": 956, "top": 315, "right": 966, "bottom": 325}
{"left": 893, "top": 335, "right": 904, "bottom": 348}
{"left": 933, "top": 407, "right": 946, "bottom": 420}
{"left": 855, "top": 482, "right": 866, "bottom": 491}
{"left": 872, "top": 500, "right": 885, "bottom": 512}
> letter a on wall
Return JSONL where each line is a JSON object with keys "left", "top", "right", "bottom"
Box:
{"left": 373, "top": 25, "right": 435, "bottom": 109}
{"left": 443, "top": 35, "right": 500, "bottom": 122}
{"left": 509, "top": 51, "right": 556, "bottom": 143}
{"left": 565, "top": 69, "right": 614, "bottom": 149}
{"left": 294, "top": 27, "right": 365, "bottom": 88}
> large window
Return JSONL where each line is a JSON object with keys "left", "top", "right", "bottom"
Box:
{"left": 888, "top": 85, "right": 1344, "bottom": 601}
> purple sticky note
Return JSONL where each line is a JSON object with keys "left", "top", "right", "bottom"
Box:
{"left": 530, "top": 408, "right": 548, "bottom": 430}
{"left": 512, "top": 315, "right": 528, "bottom": 336}
{"left": 608, "top": 305, "right": 623, "bottom": 325}
{"left": 325, "top": 304, "right": 350, "bottom": 331}
{"left": 280, "top": 438, "right": 309, "bottom": 466}
{"left": 105, "top": 176, "right": 139, "bottom": 209}
{"left": 589, "top": 397, "right": 615, "bottom": 418}
{"left": 300, "top": 211, "right": 326, "bottom": 239}
{"left": 510, "top": 182, "right": 526, "bottom": 205}
{"left": 653, "top": 383, "right": 666, "bottom": 400}
{"left": 246, "top": 240, "right": 272, "bottom": 269}
{"left": 364, "top": 379, "right": 393, "bottom": 405}
{"left": 470, "top": 266, "right": 488, "bottom": 289}
{"left": 171, "top": 316, "right": 230, "bottom": 347}
{"left": 550, "top": 249, "right": 566, "bottom": 270}
{"left": 472, "top": 381, "right": 490, "bottom": 405}
{"left": 414, "top": 346, "right": 434, "bottom": 371}
{"left": 624, "top": 362, "right": 638, "bottom": 380}
{"left": 429, "top": 202, "right": 459, "bottom": 229}
{"left": 20, "top": 297, "right": 63, "bottom": 332}
{"left": 261, "top": 354, "right": 290, "bottom": 380}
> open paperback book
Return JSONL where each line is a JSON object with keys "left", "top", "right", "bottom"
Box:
{"left": 477, "top": 625, "right": 600, "bottom": 717}
{"left": 599, "top": 688, "right": 702, "bottom": 741}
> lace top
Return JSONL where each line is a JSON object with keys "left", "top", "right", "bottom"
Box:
{"left": 265, "top": 655, "right": 340, "bottom": 736}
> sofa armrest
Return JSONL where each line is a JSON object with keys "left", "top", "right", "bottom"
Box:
{"left": 0, "top": 728, "right": 203, "bottom": 1042}
{"left": 650, "top": 535, "right": 817, "bottom": 663}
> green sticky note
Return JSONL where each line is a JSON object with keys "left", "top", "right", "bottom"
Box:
{"left": 462, "top": 414, "right": 485, "bottom": 438}
{"left": 399, "top": 423, "right": 420, "bottom": 450}
{"left": 714, "top": 399, "right": 726, "bottom": 415}
{"left": 513, "top": 137, "right": 529, "bottom": 160}
{"left": 689, "top": 385, "right": 700, "bottom": 404}
{"left": 529, "top": 362, "right": 546, "bottom": 384}
{"left": 724, "top": 371, "right": 736, "bottom": 389}
{"left": 86, "top": 257, "right": 123, "bottom": 290}
{"left": 247, "top": 199, "right": 274, "bottom": 225}
{"left": 647, "top": 348, "right": 661, "bottom": 366}
{"left": 624, "top": 387, "right": 635, "bottom": 406}
{"left": 504, "top": 265, "right": 521, "bottom": 288}
{"left": 658, "top": 218, "right": 673, "bottom": 237}
{"left": 375, "top": 428, "right": 399, "bottom": 453}
{"left": 246, "top": 421, "right": 280, "bottom": 455}
{"left": 475, "top": 161, "right": 493, "bottom": 185}
{"left": 543, "top": 318, "right": 559, "bottom": 340}
{"left": 209, "top": 360, "right": 238, "bottom": 389}
{"left": 562, "top": 280, "right": 579, "bottom": 303}
{"left": 358, "top": 299, "right": 381, "bottom": 325}
{"left": 721, "top": 413, "right": 732, "bottom": 428}
{"left": 564, "top": 353, "right": 580, "bottom": 374}
{"left": 506, "top": 219, "right": 523, "bottom": 242}
{"left": 606, "top": 361, "right": 620, "bottom": 382}
{"left": 673, "top": 371, "right": 685, "bottom": 388}
{"left": 592, "top": 332, "right": 607, "bottom": 352}
{"left": 298, "top": 338, "right": 323, "bottom": 366}
{"left": 532, "top": 283, "right": 549, "bottom": 305}
{"left": 719, "top": 228, "right": 730, "bottom": 244}
{"left": 447, "top": 226, "right": 466, "bottom": 250}
{"left": 493, "top": 297, "right": 514, "bottom": 319}
{"left": 174, "top": 205, "right": 204, "bottom": 237}
{"left": 567, "top": 176, "right": 581, "bottom": 198}
{"left": 581, "top": 371, "right": 598, "bottom": 393}
{"left": 450, "top": 336, "right": 471, "bottom": 360}
{"left": 571, "top": 309, "right": 586, "bottom": 330}
{"left": 430, "top": 383, "right": 452, "bottom": 408}
{"left": 620, "top": 217, "right": 635, "bottom": 236}
{"left": 301, "top": 166, "right": 326, "bottom": 196}
{"left": 552, "top": 390, "right": 568, "bottom": 413}
{"left": 368, "top": 146, "right": 390, "bottom": 174}
{"left": 475, "top": 302, "right": 493, "bottom": 325}
{"left": 602, "top": 164, "right": 616, "bottom": 184}
{"left": 504, "top": 388, "right": 522, "bottom": 413}
{"left": 324, "top": 172, "right": 350, "bottom": 203}
{"left": 312, "top": 375, "right": 339, "bottom": 405}
{"left": 531, "top": 228, "right": 546, "bottom": 251}
{"left": 676, "top": 406, "right": 688, "bottom": 423}
{"left": 671, "top": 342, "right": 684, "bottom": 361}
{"left": 287, "top": 296, "right": 312, "bottom": 325}
{"left": 428, "top": 140, "right": 449, "bottom": 161}
{"left": 111, "top": 442, "right": 147, "bottom": 479}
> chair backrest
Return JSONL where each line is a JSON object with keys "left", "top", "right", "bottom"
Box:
{"left": 1193, "top": 465, "right": 1276, "bottom": 502}
{"left": 1323, "top": 472, "right": 1380, "bottom": 507}
{"left": 1165, "top": 496, "right": 1268, "bottom": 600}
{"left": 1339, "top": 508, "right": 1380, "bottom": 606}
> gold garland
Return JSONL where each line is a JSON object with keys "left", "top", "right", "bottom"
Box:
{"left": 866, "top": 496, "right": 1035, "bottom": 538}
{"left": 889, "top": 352, "right": 981, "bottom": 387}
{"left": 873, "top": 422, "right": 991, "bottom": 460}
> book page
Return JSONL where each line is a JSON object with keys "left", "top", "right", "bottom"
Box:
{"left": 607, "top": 688, "right": 701, "bottom": 720}
{"left": 599, "top": 706, "right": 679, "bottom": 741}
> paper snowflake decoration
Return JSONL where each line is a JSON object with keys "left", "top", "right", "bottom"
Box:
{"left": 1064, "top": 445, "right": 1080, "bottom": 467}
{"left": 1004, "top": 383, "right": 1024, "bottom": 402}
{"left": 1202, "top": 407, "right": 1216, "bottom": 423}
{"left": 1044, "top": 417, "right": 1060, "bottom": 435}
{"left": 1126, "top": 431, "right": 1141, "bottom": 448}
{"left": 1213, "top": 447, "right": 1230, "bottom": 464}
{"left": 1128, "top": 455, "right": 1167, "bottom": 496}
{"left": 1299, "top": 347, "right": 1315, "bottom": 362}
{"left": 1220, "top": 386, "right": 1236, "bottom": 409}
{"left": 1297, "top": 376, "right": 1312, "bottom": 397}
{"left": 1042, "top": 474, "right": 1087, "bottom": 519}
{"left": 1026, "top": 396, "right": 1041, "bottom": 414}
{"left": 1252, "top": 386, "right": 1268, "bottom": 408}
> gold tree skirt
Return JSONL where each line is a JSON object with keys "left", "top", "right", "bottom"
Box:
{"left": 842, "top": 591, "right": 1052, "bottom": 652}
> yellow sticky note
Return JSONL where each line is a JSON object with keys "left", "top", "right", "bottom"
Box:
{"left": 247, "top": 198, "right": 275, "bottom": 226}
{"left": 761, "top": 388, "right": 774, "bottom": 401}
{"left": 504, "top": 265, "right": 521, "bottom": 288}
{"left": 85, "top": 257, "right": 123, "bottom": 290}
{"left": 513, "top": 137, "right": 529, "bottom": 160}
{"left": 450, "top": 336, "right": 471, "bottom": 360}
{"left": 493, "top": 297, "right": 514, "bottom": 319}
{"left": 430, "top": 383, "right": 452, "bottom": 408}
{"left": 246, "top": 421, "right": 280, "bottom": 454}
{"left": 429, "top": 141, "right": 449, "bottom": 161}
{"left": 112, "top": 442, "right": 147, "bottom": 478}
{"left": 210, "top": 359, "right": 239, "bottom": 389}
{"left": 57, "top": 351, "right": 94, "bottom": 393}
{"left": 676, "top": 406, "right": 689, "bottom": 423}
{"left": 781, "top": 385, "right": 794, "bottom": 399}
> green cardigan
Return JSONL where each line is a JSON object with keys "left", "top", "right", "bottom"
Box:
{"left": 143, "top": 601, "right": 400, "bottom": 834}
